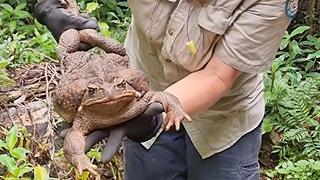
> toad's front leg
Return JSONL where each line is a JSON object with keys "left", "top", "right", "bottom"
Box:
{"left": 148, "top": 91, "right": 192, "bottom": 131}
{"left": 63, "top": 118, "right": 98, "bottom": 175}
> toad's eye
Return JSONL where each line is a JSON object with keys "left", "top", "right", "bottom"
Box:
{"left": 88, "top": 87, "right": 96, "bottom": 95}
{"left": 117, "top": 79, "right": 127, "bottom": 88}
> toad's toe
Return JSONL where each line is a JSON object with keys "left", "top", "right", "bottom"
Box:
{"left": 76, "top": 157, "right": 98, "bottom": 176}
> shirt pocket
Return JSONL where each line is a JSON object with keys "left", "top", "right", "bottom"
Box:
{"left": 198, "top": 4, "right": 234, "bottom": 35}
{"left": 162, "top": 1, "right": 244, "bottom": 72}
{"left": 128, "top": 0, "right": 178, "bottom": 44}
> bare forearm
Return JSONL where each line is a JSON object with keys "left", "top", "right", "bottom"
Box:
{"left": 165, "top": 56, "right": 241, "bottom": 115}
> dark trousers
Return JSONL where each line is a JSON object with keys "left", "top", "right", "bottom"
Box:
{"left": 123, "top": 124, "right": 262, "bottom": 180}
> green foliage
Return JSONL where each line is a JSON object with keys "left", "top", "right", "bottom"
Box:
{"left": 78, "top": 0, "right": 131, "bottom": 42}
{"left": 0, "top": 2, "right": 57, "bottom": 86}
{"left": 266, "top": 159, "right": 320, "bottom": 180}
{"left": 0, "top": 126, "right": 33, "bottom": 179}
{"left": 0, "top": 59, "right": 14, "bottom": 87}
{"left": 0, "top": 126, "right": 50, "bottom": 179}
{"left": 0, "top": 2, "right": 56, "bottom": 64}
{"left": 33, "top": 166, "right": 50, "bottom": 180}
{"left": 87, "top": 148, "right": 102, "bottom": 162}
{"left": 263, "top": 25, "right": 320, "bottom": 178}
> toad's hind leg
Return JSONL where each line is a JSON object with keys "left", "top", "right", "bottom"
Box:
{"left": 79, "top": 29, "right": 127, "bottom": 56}
{"left": 63, "top": 117, "right": 98, "bottom": 175}
{"left": 58, "top": 29, "right": 80, "bottom": 60}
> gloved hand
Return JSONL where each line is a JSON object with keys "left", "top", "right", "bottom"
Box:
{"left": 59, "top": 103, "right": 164, "bottom": 162}
{"left": 33, "top": 0, "right": 98, "bottom": 50}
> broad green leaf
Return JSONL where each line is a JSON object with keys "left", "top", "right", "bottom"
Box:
{"left": 15, "top": 3, "right": 26, "bottom": 11}
{"left": 0, "top": 59, "right": 10, "bottom": 68}
{"left": 272, "top": 55, "right": 285, "bottom": 72}
{"left": 81, "top": 171, "right": 90, "bottom": 180}
{"left": 0, "top": 29, "right": 6, "bottom": 37}
{"left": 0, "top": 154, "right": 17, "bottom": 173}
{"left": 265, "top": 170, "right": 276, "bottom": 178}
{"left": 287, "top": 161, "right": 294, "bottom": 168}
{"left": 290, "top": 26, "right": 310, "bottom": 37}
{"left": 98, "top": 22, "right": 111, "bottom": 37}
{"left": 86, "top": 2, "right": 99, "bottom": 13}
{"left": 295, "top": 160, "right": 309, "bottom": 167}
{"left": 305, "top": 61, "right": 315, "bottom": 72}
{"left": 117, "top": 1, "right": 128, "bottom": 7}
{"left": 86, "top": 149, "right": 101, "bottom": 162}
{"left": 0, "top": 4, "right": 14, "bottom": 12}
{"left": 280, "top": 37, "right": 290, "bottom": 50}
{"left": 34, "top": 166, "right": 49, "bottom": 180}
{"left": 306, "top": 50, "right": 320, "bottom": 60}
{"left": 0, "top": 140, "right": 7, "bottom": 150}
{"left": 107, "top": 12, "right": 119, "bottom": 20}
{"left": 289, "top": 40, "right": 301, "bottom": 57}
{"left": 299, "top": 40, "right": 314, "bottom": 46}
{"left": 306, "top": 35, "right": 320, "bottom": 49}
{"left": 14, "top": 165, "right": 33, "bottom": 178}
{"left": 115, "top": 6, "right": 124, "bottom": 17}
{"left": 261, "top": 117, "right": 274, "bottom": 134}
{"left": 276, "top": 168, "right": 289, "bottom": 174}
{"left": 10, "top": 147, "right": 28, "bottom": 161}
{"left": 306, "top": 35, "right": 317, "bottom": 41}
{"left": 311, "top": 161, "right": 320, "bottom": 170}
{"left": 6, "top": 126, "right": 18, "bottom": 150}
{"left": 15, "top": 10, "right": 31, "bottom": 19}
{"left": 0, "top": 71, "right": 14, "bottom": 83}
{"left": 281, "top": 162, "right": 288, "bottom": 169}
{"left": 9, "top": 21, "right": 17, "bottom": 33}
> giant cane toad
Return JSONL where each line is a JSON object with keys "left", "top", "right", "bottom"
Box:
{"left": 53, "top": 0, "right": 191, "bottom": 175}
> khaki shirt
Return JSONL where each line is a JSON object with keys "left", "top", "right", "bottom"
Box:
{"left": 124, "top": 0, "right": 290, "bottom": 158}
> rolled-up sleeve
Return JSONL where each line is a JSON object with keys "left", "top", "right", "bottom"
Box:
{"left": 214, "top": 0, "right": 291, "bottom": 73}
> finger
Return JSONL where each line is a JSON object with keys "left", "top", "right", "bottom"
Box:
{"left": 175, "top": 118, "right": 181, "bottom": 131}
{"left": 79, "top": 13, "right": 91, "bottom": 19}
{"left": 84, "top": 129, "right": 110, "bottom": 153}
{"left": 88, "top": 166, "right": 98, "bottom": 176}
{"left": 184, "top": 113, "right": 192, "bottom": 121}
{"left": 164, "top": 112, "right": 174, "bottom": 131}
{"left": 71, "top": 16, "right": 98, "bottom": 30}
{"left": 161, "top": 116, "right": 168, "bottom": 130}
{"left": 60, "top": 9, "right": 98, "bottom": 30}
{"left": 78, "top": 168, "right": 83, "bottom": 176}
{"left": 143, "top": 103, "right": 164, "bottom": 117}
{"left": 165, "top": 120, "right": 174, "bottom": 131}
{"left": 79, "top": 13, "right": 98, "bottom": 28}
{"left": 101, "top": 128, "right": 126, "bottom": 163}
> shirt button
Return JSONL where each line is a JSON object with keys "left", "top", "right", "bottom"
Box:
{"left": 165, "top": 59, "right": 172, "bottom": 63}
{"left": 168, "top": 29, "right": 174, "bottom": 36}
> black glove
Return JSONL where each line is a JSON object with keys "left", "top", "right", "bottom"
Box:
{"left": 59, "top": 103, "right": 164, "bottom": 162}
{"left": 33, "top": 0, "right": 98, "bottom": 50}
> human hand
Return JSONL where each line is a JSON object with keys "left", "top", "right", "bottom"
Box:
{"left": 59, "top": 103, "right": 164, "bottom": 162}
{"left": 33, "top": 0, "right": 98, "bottom": 50}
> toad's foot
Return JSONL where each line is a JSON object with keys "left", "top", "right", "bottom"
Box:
{"left": 150, "top": 92, "right": 191, "bottom": 131}
{"left": 73, "top": 155, "right": 98, "bottom": 176}
{"left": 65, "top": 147, "right": 98, "bottom": 176}
{"left": 63, "top": 126, "right": 98, "bottom": 176}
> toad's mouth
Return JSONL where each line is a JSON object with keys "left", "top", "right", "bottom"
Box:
{"left": 81, "top": 91, "right": 141, "bottom": 107}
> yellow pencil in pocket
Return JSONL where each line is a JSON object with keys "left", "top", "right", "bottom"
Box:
{"left": 186, "top": 40, "right": 197, "bottom": 56}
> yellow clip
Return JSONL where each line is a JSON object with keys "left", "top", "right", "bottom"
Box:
{"left": 186, "top": 41, "right": 197, "bottom": 55}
